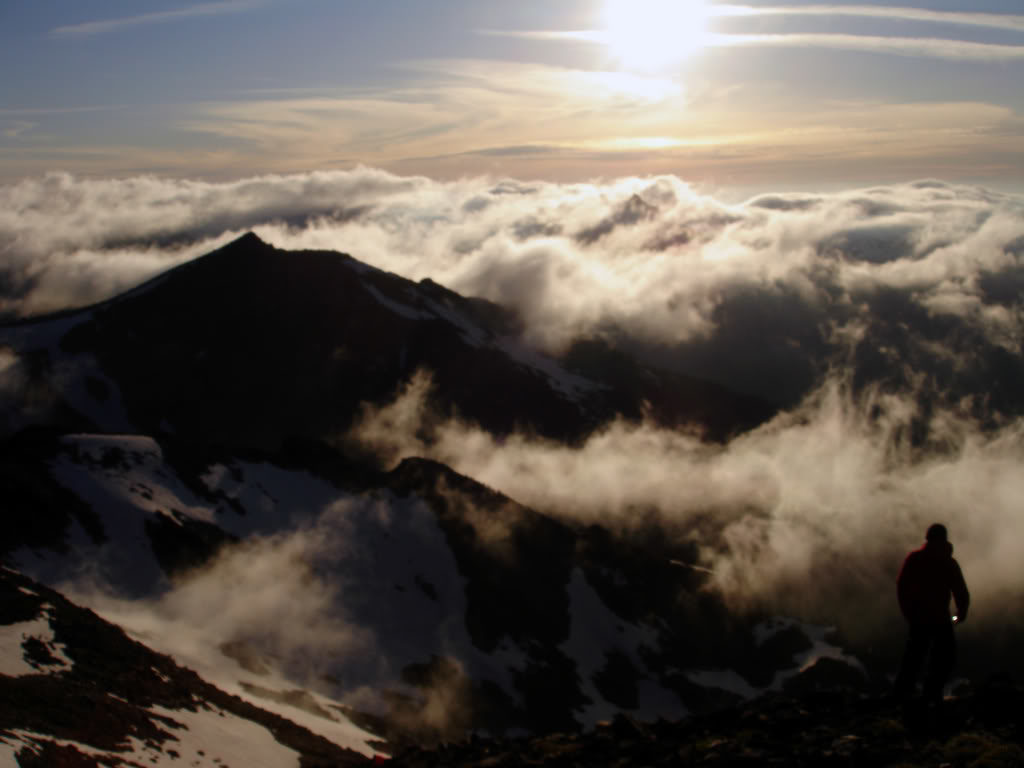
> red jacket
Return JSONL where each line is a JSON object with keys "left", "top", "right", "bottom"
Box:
{"left": 897, "top": 540, "right": 969, "bottom": 624}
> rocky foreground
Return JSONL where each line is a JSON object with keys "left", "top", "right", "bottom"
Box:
{"left": 4, "top": 557, "right": 1024, "bottom": 767}
{"left": 393, "top": 680, "right": 1024, "bottom": 768}
{"left": 0, "top": 566, "right": 372, "bottom": 767}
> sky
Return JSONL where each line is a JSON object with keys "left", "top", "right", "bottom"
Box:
{"left": 1, "top": 0, "right": 1023, "bottom": 192}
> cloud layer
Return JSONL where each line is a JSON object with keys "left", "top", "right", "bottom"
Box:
{"left": 347, "top": 367, "right": 1024, "bottom": 662}
{"left": 3, "top": 168, "right": 1022, "bottom": 408}
{"left": 4, "top": 167, "right": 1021, "bottom": 689}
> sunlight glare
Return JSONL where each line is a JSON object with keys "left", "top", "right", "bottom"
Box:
{"left": 604, "top": 0, "right": 711, "bottom": 71}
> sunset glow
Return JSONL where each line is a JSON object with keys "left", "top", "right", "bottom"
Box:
{"left": 1, "top": 1, "right": 1024, "bottom": 760}
{"left": 604, "top": 0, "right": 712, "bottom": 70}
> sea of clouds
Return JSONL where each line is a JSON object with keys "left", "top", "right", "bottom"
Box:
{"left": 2, "top": 168, "right": 1021, "bottom": 407}
{"left": 5, "top": 167, "right": 1024, "bottom": 681}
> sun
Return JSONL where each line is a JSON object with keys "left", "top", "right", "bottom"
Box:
{"left": 603, "top": 0, "right": 712, "bottom": 71}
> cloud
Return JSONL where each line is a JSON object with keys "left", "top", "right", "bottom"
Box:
{"left": 1, "top": 169, "right": 1022, "bottom": 410}
{"left": 494, "top": 5, "right": 1024, "bottom": 36}
{"left": 489, "top": 7, "right": 1024, "bottom": 63}
{"left": 0, "top": 347, "right": 32, "bottom": 435}
{"left": 58, "top": 488, "right": 495, "bottom": 738}
{"left": 347, "top": 368, "right": 1024, "bottom": 652}
{"left": 176, "top": 61, "right": 686, "bottom": 167}
{"left": 2, "top": 120, "right": 36, "bottom": 139}
{"left": 717, "top": 5, "right": 1024, "bottom": 34}
{"left": 0, "top": 168, "right": 420, "bottom": 316}
{"left": 712, "top": 33, "right": 1024, "bottom": 62}
{"left": 50, "top": 1, "right": 264, "bottom": 39}
{"left": 62, "top": 504, "right": 370, "bottom": 684}
{"left": 3, "top": 51, "right": 1020, "bottom": 183}
{"left": 496, "top": 31, "right": 1024, "bottom": 63}
{"left": 2, "top": 167, "right": 1022, "bottom": 690}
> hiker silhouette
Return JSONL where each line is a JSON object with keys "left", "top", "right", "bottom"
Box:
{"left": 894, "top": 523, "right": 970, "bottom": 702}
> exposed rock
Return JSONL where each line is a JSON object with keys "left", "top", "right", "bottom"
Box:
{"left": 784, "top": 656, "right": 868, "bottom": 693}
{"left": 393, "top": 683, "right": 1024, "bottom": 767}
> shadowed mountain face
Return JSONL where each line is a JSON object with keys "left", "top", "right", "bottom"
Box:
{"left": 8, "top": 561, "right": 1023, "bottom": 768}
{"left": 0, "top": 428, "right": 883, "bottom": 746}
{"left": 49, "top": 233, "right": 772, "bottom": 452}
{"left": 0, "top": 235, "right": 804, "bottom": 747}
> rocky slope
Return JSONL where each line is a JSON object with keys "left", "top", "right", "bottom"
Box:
{"left": 394, "top": 680, "right": 1024, "bottom": 768}
{"left": 2, "top": 426, "right": 871, "bottom": 746}
{"left": 0, "top": 565, "right": 376, "bottom": 767}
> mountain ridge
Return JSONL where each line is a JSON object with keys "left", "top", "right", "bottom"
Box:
{"left": 2, "top": 231, "right": 1013, "bottom": 760}
{"left": 2, "top": 232, "right": 775, "bottom": 454}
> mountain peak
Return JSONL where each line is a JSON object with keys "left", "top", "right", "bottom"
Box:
{"left": 225, "top": 231, "right": 268, "bottom": 249}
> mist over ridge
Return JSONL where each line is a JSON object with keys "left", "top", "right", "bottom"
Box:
{"left": 348, "top": 365, "right": 1024, "bottom": 651}
{"left": 2, "top": 167, "right": 1024, "bottom": 741}
{"left": 3, "top": 168, "right": 1022, "bottom": 410}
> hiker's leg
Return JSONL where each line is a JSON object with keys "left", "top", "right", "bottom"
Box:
{"left": 924, "top": 623, "right": 955, "bottom": 703}
{"left": 894, "top": 623, "right": 928, "bottom": 698}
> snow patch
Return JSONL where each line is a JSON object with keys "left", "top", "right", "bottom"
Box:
{"left": 132, "top": 704, "right": 303, "bottom": 768}
{"left": 689, "top": 617, "right": 866, "bottom": 700}
{"left": 0, "top": 311, "right": 91, "bottom": 351}
{"left": 32, "top": 434, "right": 222, "bottom": 593}
{"left": 61, "top": 433, "right": 163, "bottom": 463}
{"left": 0, "top": 311, "right": 135, "bottom": 434}
{"left": 686, "top": 668, "right": 761, "bottom": 700}
{"left": 420, "top": 294, "right": 488, "bottom": 347}
{"left": 365, "top": 283, "right": 431, "bottom": 320}
{"left": 200, "top": 460, "right": 349, "bottom": 537}
{"left": 756, "top": 616, "right": 866, "bottom": 686}
{"left": 560, "top": 568, "right": 684, "bottom": 726}
{"left": 0, "top": 732, "right": 114, "bottom": 767}
{"left": 0, "top": 610, "right": 72, "bottom": 677}
{"left": 497, "top": 337, "right": 604, "bottom": 403}
{"left": 0, "top": 702, "right": 308, "bottom": 768}
{"left": 0, "top": 738, "right": 16, "bottom": 768}
{"left": 216, "top": 679, "right": 386, "bottom": 759}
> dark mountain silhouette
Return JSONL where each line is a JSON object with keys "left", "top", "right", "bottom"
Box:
{"left": 41, "top": 232, "right": 773, "bottom": 452}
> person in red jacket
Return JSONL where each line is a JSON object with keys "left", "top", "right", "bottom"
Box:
{"left": 894, "top": 523, "right": 970, "bottom": 702}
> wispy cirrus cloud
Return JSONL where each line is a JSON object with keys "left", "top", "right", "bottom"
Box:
{"left": 490, "top": 3, "right": 1024, "bottom": 63}
{"left": 716, "top": 4, "right": 1024, "bottom": 34}
{"left": 50, "top": 1, "right": 264, "bottom": 40}
{"left": 491, "top": 30, "right": 1024, "bottom": 64}
{"left": 713, "top": 33, "right": 1024, "bottom": 62}
{"left": 2, "top": 120, "right": 36, "bottom": 139}
{"left": 1, "top": 70, "right": 1019, "bottom": 187}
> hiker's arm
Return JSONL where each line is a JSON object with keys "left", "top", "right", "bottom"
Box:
{"left": 951, "top": 561, "right": 969, "bottom": 622}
